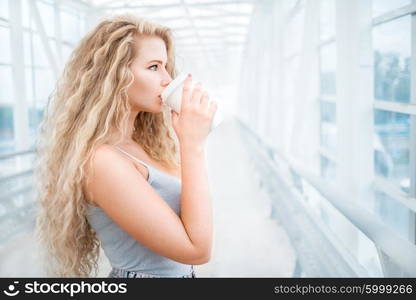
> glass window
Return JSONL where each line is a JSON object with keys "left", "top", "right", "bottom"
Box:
{"left": 320, "top": 101, "right": 337, "bottom": 154}
{"left": 0, "top": 0, "right": 9, "bottom": 20}
{"left": 0, "top": 26, "right": 11, "bottom": 64}
{"left": 34, "top": 68, "right": 54, "bottom": 102}
{"left": 372, "top": 0, "right": 411, "bottom": 18}
{"left": 62, "top": 44, "right": 74, "bottom": 64}
{"left": 25, "top": 67, "right": 34, "bottom": 102}
{"left": 282, "top": 0, "right": 298, "bottom": 15}
{"left": 373, "top": 190, "right": 413, "bottom": 242}
{"left": 0, "top": 65, "right": 14, "bottom": 103}
{"left": 282, "top": 56, "right": 301, "bottom": 103}
{"left": 25, "top": 32, "right": 57, "bottom": 67}
{"left": 373, "top": 16, "right": 411, "bottom": 103}
{"left": 22, "top": 0, "right": 33, "bottom": 29}
{"left": 320, "top": 100, "right": 336, "bottom": 123}
{"left": 0, "top": 156, "right": 17, "bottom": 177}
{"left": 374, "top": 109, "right": 410, "bottom": 194}
{"left": 61, "top": 10, "right": 80, "bottom": 44}
{"left": 23, "top": 31, "right": 33, "bottom": 66}
{"left": 79, "top": 11, "right": 87, "bottom": 34}
{"left": 320, "top": 121, "right": 337, "bottom": 153}
{"left": 28, "top": 105, "right": 44, "bottom": 141}
{"left": 32, "top": 33, "right": 49, "bottom": 67}
{"left": 37, "top": 0, "right": 55, "bottom": 38}
{"left": 320, "top": 0, "right": 336, "bottom": 40}
{"left": 49, "top": 39, "right": 58, "bottom": 62}
{"left": 284, "top": 5, "right": 305, "bottom": 57}
{"left": 320, "top": 155, "right": 336, "bottom": 179}
{"left": 320, "top": 42, "right": 337, "bottom": 95}
{"left": 0, "top": 105, "right": 14, "bottom": 153}
{"left": 302, "top": 181, "right": 382, "bottom": 275}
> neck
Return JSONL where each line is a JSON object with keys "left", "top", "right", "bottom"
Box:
{"left": 107, "top": 110, "right": 140, "bottom": 145}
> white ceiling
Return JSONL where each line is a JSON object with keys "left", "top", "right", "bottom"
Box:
{"left": 80, "top": 0, "right": 257, "bottom": 58}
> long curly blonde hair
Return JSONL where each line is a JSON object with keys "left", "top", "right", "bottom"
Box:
{"left": 34, "top": 14, "right": 179, "bottom": 277}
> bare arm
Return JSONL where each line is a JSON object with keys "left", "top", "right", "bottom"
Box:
{"left": 179, "top": 142, "right": 213, "bottom": 261}
{"left": 170, "top": 74, "right": 217, "bottom": 262}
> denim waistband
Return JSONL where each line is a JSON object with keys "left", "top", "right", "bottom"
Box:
{"left": 108, "top": 265, "right": 196, "bottom": 278}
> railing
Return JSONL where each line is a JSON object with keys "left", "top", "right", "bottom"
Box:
{"left": 0, "top": 148, "right": 37, "bottom": 244}
{"left": 237, "top": 119, "right": 416, "bottom": 277}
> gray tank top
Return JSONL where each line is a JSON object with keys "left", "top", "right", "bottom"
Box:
{"left": 86, "top": 145, "right": 193, "bottom": 277}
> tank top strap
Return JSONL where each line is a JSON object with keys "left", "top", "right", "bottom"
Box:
{"left": 112, "top": 145, "right": 151, "bottom": 169}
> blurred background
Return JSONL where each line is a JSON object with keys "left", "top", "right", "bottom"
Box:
{"left": 0, "top": 0, "right": 415, "bottom": 277}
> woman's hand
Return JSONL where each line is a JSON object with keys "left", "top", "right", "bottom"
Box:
{"left": 171, "top": 74, "right": 217, "bottom": 146}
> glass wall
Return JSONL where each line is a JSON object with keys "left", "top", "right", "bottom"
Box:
{"left": 0, "top": 0, "right": 88, "bottom": 244}
{"left": 239, "top": 0, "right": 416, "bottom": 276}
{"left": 0, "top": 0, "right": 87, "bottom": 155}
{"left": 371, "top": 0, "right": 415, "bottom": 243}
{"left": 0, "top": 3, "right": 14, "bottom": 153}
{"left": 319, "top": 0, "right": 337, "bottom": 179}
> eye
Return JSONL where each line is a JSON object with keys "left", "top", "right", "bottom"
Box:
{"left": 149, "top": 63, "right": 168, "bottom": 71}
{"left": 149, "top": 64, "right": 158, "bottom": 71}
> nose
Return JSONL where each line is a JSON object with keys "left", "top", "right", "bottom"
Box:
{"left": 161, "top": 73, "right": 172, "bottom": 87}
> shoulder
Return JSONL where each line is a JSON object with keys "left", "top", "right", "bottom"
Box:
{"left": 92, "top": 144, "right": 119, "bottom": 161}
{"left": 83, "top": 144, "right": 136, "bottom": 206}
{"left": 86, "top": 144, "right": 127, "bottom": 179}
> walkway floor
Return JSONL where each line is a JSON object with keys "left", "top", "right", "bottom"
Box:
{"left": 0, "top": 118, "right": 295, "bottom": 277}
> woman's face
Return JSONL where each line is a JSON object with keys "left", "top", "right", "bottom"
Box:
{"left": 127, "top": 35, "right": 172, "bottom": 113}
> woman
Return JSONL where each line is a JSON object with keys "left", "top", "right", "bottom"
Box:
{"left": 34, "top": 14, "right": 217, "bottom": 278}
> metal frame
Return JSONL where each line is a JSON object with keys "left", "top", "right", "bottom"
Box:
{"left": 410, "top": 0, "right": 416, "bottom": 244}
{"left": 174, "top": 23, "right": 247, "bottom": 31}
{"left": 318, "top": 0, "right": 337, "bottom": 169}
{"left": 319, "top": 95, "right": 336, "bottom": 103}
{"left": 29, "top": 0, "right": 59, "bottom": 77}
{"left": 0, "top": 149, "right": 36, "bottom": 160}
{"left": 95, "top": 0, "right": 257, "bottom": 10}
{"left": 374, "top": 100, "right": 416, "bottom": 115}
{"left": 373, "top": 176, "right": 416, "bottom": 213}
{"left": 373, "top": 3, "right": 416, "bottom": 26}
{"left": 90, "top": 0, "right": 255, "bottom": 60}
{"left": 318, "top": 36, "right": 335, "bottom": 48}
{"left": 53, "top": 0, "right": 63, "bottom": 64}
{"left": 319, "top": 146, "right": 336, "bottom": 163}
{"left": 9, "top": 0, "right": 31, "bottom": 154}
{"left": 180, "top": 0, "right": 218, "bottom": 67}
{"left": 0, "top": 169, "right": 33, "bottom": 186}
{"left": 153, "top": 12, "right": 251, "bottom": 21}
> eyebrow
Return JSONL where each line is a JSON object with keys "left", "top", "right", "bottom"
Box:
{"left": 147, "top": 60, "right": 167, "bottom": 65}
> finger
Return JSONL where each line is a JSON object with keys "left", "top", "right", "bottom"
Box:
{"left": 171, "top": 110, "right": 178, "bottom": 122}
{"left": 208, "top": 100, "right": 217, "bottom": 115}
{"left": 171, "top": 110, "right": 178, "bottom": 117}
{"left": 191, "top": 82, "right": 203, "bottom": 104}
{"left": 200, "top": 91, "right": 210, "bottom": 110}
{"left": 181, "top": 74, "right": 192, "bottom": 108}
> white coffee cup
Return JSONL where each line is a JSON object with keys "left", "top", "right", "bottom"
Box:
{"left": 161, "top": 72, "right": 224, "bottom": 131}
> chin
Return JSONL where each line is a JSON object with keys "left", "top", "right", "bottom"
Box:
{"left": 148, "top": 104, "right": 164, "bottom": 114}
{"left": 137, "top": 102, "right": 164, "bottom": 114}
